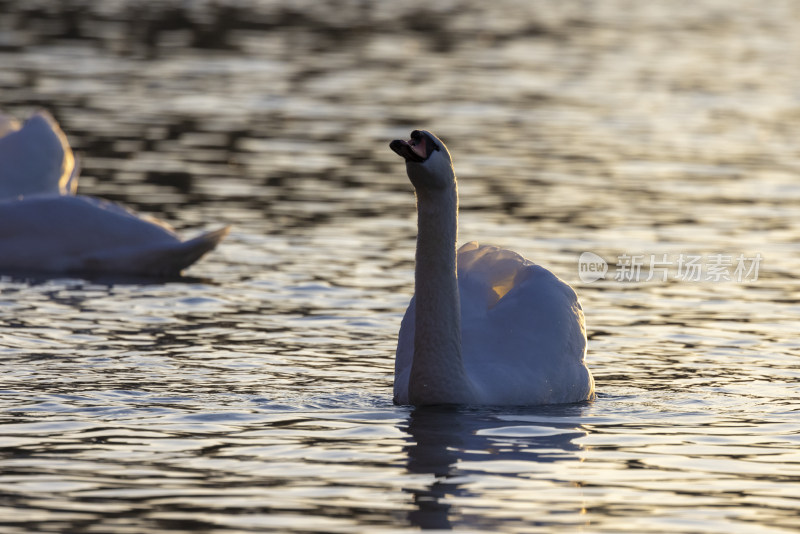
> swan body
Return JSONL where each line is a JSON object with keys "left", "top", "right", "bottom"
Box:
{"left": 0, "top": 110, "right": 227, "bottom": 277}
{"left": 0, "top": 195, "right": 228, "bottom": 276}
{"left": 390, "top": 130, "right": 594, "bottom": 406}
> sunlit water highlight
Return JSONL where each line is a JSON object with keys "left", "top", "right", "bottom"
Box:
{"left": 1, "top": 1, "right": 799, "bottom": 532}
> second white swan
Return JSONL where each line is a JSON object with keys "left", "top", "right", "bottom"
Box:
{"left": 390, "top": 130, "right": 594, "bottom": 406}
{"left": 0, "top": 110, "right": 227, "bottom": 277}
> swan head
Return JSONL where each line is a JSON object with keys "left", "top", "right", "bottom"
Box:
{"left": 390, "top": 130, "right": 455, "bottom": 191}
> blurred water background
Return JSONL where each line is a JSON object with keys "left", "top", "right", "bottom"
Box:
{"left": 0, "top": 1, "right": 799, "bottom": 532}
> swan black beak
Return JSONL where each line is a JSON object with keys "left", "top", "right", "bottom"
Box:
{"left": 390, "top": 130, "right": 440, "bottom": 163}
{"left": 390, "top": 139, "right": 425, "bottom": 163}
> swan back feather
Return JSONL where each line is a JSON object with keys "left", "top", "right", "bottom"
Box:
{"left": 395, "top": 242, "right": 593, "bottom": 405}
{"left": 0, "top": 111, "right": 78, "bottom": 200}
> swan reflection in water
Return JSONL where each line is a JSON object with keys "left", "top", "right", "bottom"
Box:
{"left": 399, "top": 405, "right": 591, "bottom": 530}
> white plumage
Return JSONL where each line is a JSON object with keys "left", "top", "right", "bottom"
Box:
{"left": 0, "top": 110, "right": 227, "bottom": 277}
{"left": 0, "top": 111, "right": 78, "bottom": 200}
{"left": 390, "top": 130, "right": 594, "bottom": 406}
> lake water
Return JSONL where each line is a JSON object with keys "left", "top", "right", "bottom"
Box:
{"left": 1, "top": 1, "right": 799, "bottom": 532}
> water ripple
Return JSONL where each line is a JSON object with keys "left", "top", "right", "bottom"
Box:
{"left": 1, "top": 0, "right": 800, "bottom": 532}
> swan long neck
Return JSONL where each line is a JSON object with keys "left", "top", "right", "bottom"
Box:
{"left": 410, "top": 182, "right": 474, "bottom": 404}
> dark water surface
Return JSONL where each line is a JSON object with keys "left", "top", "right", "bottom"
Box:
{"left": 1, "top": 1, "right": 799, "bottom": 532}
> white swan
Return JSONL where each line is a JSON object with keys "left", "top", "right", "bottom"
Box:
{"left": 390, "top": 130, "right": 594, "bottom": 406}
{"left": 0, "top": 111, "right": 227, "bottom": 277}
